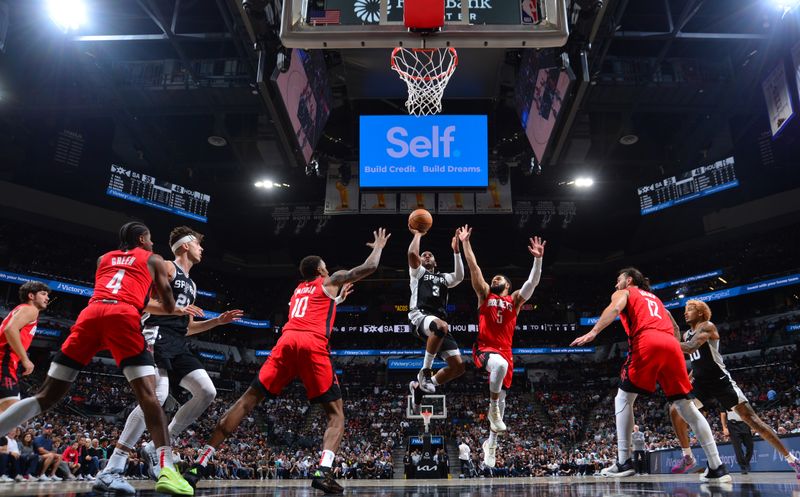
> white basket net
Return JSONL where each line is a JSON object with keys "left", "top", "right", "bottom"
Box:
{"left": 391, "top": 47, "right": 458, "bottom": 116}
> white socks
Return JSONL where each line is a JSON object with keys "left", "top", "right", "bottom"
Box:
{"left": 105, "top": 448, "right": 130, "bottom": 473}
{"left": 682, "top": 447, "right": 693, "bottom": 457}
{"left": 196, "top": 445, "right": 216, "bottom": 467}
{"left": 319, "top": 450, "right": 335, "bottom": 469}
{"left": 170, "top": 370, "right": 216, "bottom": 436}
{"left": 488, "top": 430, "right": 499, "bottom": 447}
{"left": 157, "top": 446, "right": 175, "bottom": 470}
{"left": 614, "top": 389, "right": 637, "bottom": 464}
{"left": 0, "top": 397, "right": 41, "bottom": 434}
{"left": 673, "top": 399, "right": 722, "bottom": 470}
{"left": 423, "top": 352, "right": 435, "bottom": 369}
{"left": 498, "top": 391, "right": 507, "bottom": 419}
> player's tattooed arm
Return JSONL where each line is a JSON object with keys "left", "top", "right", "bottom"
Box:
{"left": 679, "top": 322, "right": 717, "bottom": 354}
{"left": 327, "top": 228, "right": 391, "bottom": 289}
{"left": 148, "top": 254, "right": 176, "bottom": 314}
{"left": 457, "top": 225, "right": 489, "bottom": 302}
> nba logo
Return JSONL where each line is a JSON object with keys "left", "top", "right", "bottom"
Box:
{"left": 521, "top": 0, "right": 544, "bottom": 25}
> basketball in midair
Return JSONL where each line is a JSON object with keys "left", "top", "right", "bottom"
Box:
{"left": 408, "top": 209, "right": 433, "bottom": 233}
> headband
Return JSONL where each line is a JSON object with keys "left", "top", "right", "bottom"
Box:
{"left": 171, "top": 235, "right": 197, "bottom": 254}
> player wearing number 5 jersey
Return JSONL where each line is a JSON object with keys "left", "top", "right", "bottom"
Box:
{"left": 457, "top": 225, "right": 545, "bottom": 469}
{"left": 185, "top": 228, "right": 391, "bottom": 495}
{"left": 0, "top": 222, "right": 194, "bottom": 495}
{"left": 571, "top": 268, "right": 730, "bottom": 483}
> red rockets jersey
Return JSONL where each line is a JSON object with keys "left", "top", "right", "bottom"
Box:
{"left": 282, "top": 277, "right": 337, "bottom": 339}
{"left": 619, "top": 287, "right": 674, "bottom": 339}
{"left": 0, "top": 304, "right": 38, "bottom": 352}
{"left": 90, "top": 247, "right": 154, "bottom": 310}
{"left": 477, "top": 293, "right": 516, "bottom": 352}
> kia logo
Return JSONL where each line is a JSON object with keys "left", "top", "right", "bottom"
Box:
{"left": 386, "top": 126, "right": 456, "bottom": 159}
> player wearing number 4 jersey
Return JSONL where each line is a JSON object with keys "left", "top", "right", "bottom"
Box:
{"left": 98, "top": 226, "right": 244, "bottom": 493}
{"left": 457, "top": 225, "right": 545, "bottom": 469}
{"left": 0, "top": 222, "right": 194, "bottom": 495}
{"left": 184, "top": 228, "right": 391, "bottom": 495}
{"left": 571, "top": 268, "right": 730, "bottom": 483}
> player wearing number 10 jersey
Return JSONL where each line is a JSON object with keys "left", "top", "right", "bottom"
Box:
{"left": 457, "top": 225, "right": 545, "bottom": 469}
{"left": 570, "top": 268, "right": 730, "bottom": 482}
{"left": 185, "top": 228, "right": 391, "bottom": 495}
{"left": 0, "top": 222, "right": 195, "bottom": 495}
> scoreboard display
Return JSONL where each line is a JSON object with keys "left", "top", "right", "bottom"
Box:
{"left": 107, "top": 164, "right": 210, "bottom": 222}
{"left": 637, "top": 157, "right": 738, "bottom": 215}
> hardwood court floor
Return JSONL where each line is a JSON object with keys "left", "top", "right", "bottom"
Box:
{"left": 0, "top": 472, "right": 797, "bottom": 496}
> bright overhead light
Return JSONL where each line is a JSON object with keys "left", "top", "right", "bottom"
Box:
{"left": 47, "top": 0, "right": 87, "bottom": 32}
{"left": 678, "top": 293, "right": 685, "bottom": 299}
{"left": 255, "top": 179, "right": 289, "bottom": 189}
{"left": 773, "top": 0, "right": 800, "bottom": 12}
{"left": 254, "top": 181, "right": 263, "bottom": 187}
{"left": 574, "top": 177, "right": 594, "bottom": 188}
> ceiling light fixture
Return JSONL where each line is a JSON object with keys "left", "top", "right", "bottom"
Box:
{"left": 47, "top": 0, "right": 87, "bottom": 32}
{"left": 574, "top": 177, "right": 594, "bottom": 188}
{"left": 619, "top": 134, "right": 639, "bottom": 146}
{"left": 207, "top": 135, "right": 227, "bottom": 147}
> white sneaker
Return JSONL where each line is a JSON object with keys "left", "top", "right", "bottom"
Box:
{"left": 77, "top": 475, "right": 84, "bottom": 481}
{"left": 87, "top": 474, "right": 95, "bottom": 481}
{"left": 488, "top": 404, "right": 507, "bottom": 432}
{"left": 14, "top": 475, "right": 24, "bottom": 482}
{"left": 0, "top": 475, "right": 13, "bottom": 482}
{"left": 417, "top": 368, "right": 436, "bottom": 393}
{"left": 93, "top": 468, "right": 135, "bottom": 495}
{"left": 482, "top": 440, "right": 497, "bottom": 468}
{"left": 600, "top": 459, "right": 635, "bottom": 477}
{"left": 26, "top": 475, "right": 39, "bottom": 482}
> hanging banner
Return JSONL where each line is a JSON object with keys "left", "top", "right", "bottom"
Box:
{"left": 399, "top": 193, "right": 436, "bottom": 213}
{"left": 475, "top": 176, "right": 512, "bottom": 213}
{"left": 324, "top": 163, "right": 359, "bottom": 215}
{"left": 762, "top": 62, "right": 794, "bottom": 137}
{"left": 437, "top": 192, "right": 476, "bottom": 214}
{"left": 360, "top": 192, "right": 397, "bottom": 214}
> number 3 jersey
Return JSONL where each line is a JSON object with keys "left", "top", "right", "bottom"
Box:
{"left": 282, "top": 276, "right": 337, "bottom": 339}
{"left": 144, "top": 261, "right": 196, "bottom": 332}
{"left": 409, "top": 266, "right": 458, "bottom": 319}
{"left": 90, "top": 247, "right": 154, "bottom": 311}
{"left": 619, "top": 287, "right": 674, "bottom": 340}
{"left": 476, "top": 293, "right": 516, "bottom": 353}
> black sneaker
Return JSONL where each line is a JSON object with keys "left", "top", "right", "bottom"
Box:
{"left": 417, "top": 368, "right": 436, "bottom": 393}
{"left": 700, "top": 463, "right": 732, "bottom": 483}
{"left": 182, "top": 465, "right": 203, "bottom": 490}
{"left": 601, "top": 458, "right": 635, "bottom": 477}
{"left": 409, "top": 380, "right": 423, "bottom": 413}
{"left": 311, "top": 470, "right": 344, "bottom": 494}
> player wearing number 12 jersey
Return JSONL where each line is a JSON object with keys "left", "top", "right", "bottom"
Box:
{"left": 457, "top": 226, "right": 545, "bottom": 469}
{"left": 0, "top": 222, "right": 195, "bottom": 495}
{"left": 570, "top": 268, "right": 730, "bottom": 482}
{"left": 186, "top": 228, "right": 391, "bottom": 495}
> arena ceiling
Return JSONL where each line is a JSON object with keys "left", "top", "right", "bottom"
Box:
{"left": 0, "top": 0, "right": 798, "bottom": 270}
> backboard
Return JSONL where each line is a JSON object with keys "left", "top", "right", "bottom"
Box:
{"left": 406, "top": 394, "right": 447, "bottom": 419}
{"left": 280, "top": 0, "right": 569, "bottom": 49}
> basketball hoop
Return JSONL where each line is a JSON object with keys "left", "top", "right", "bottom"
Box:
{"left": 390, "top": 47, "right": 458, "bottom": 116}
{"left": 421, "top": 410, "right": 433, "bottom": 433}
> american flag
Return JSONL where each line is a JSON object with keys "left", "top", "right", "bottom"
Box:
{"left": 308, "top": 9, "right": 341, "bottom": 25}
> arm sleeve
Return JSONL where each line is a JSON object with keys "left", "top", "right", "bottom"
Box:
{"left": 409, "top": 265, "right": 425, "bottom": 279}
{"left": 444, "top": 252, "right": 464, "bottom": 288}
{"left": 334, "top": 294, "right": 345, "bottom": 305}
{"left": 519, "top": 257, "right": 543, "bottom": 300}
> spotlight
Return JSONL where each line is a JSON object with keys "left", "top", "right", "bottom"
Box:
{"left": 574, "top": 177, "right": 594, "bottom": 188}
{"left": 47, "top": 0, "right": 87, "bottom": 32}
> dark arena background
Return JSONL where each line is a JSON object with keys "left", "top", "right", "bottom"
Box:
{"left": 0, "top": 0, "right": 799, "bottom": 496}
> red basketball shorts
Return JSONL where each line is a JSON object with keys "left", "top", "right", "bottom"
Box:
{"left": 620, "top": 330, "right": 692, "bottom": 400}
{"left": 473, "top": 345, "right": 514, "bottom": 390}
{"left": 56, "top": 302, "right": 153, "bottom": 369}
{"left": 252, "top": 332, "right": 341, "bottom": 403}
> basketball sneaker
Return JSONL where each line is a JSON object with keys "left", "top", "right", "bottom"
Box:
{"left": 182, "top": 465, "right": 203, "bottom": 490}
{"left": 670, "top": 454, "right": 697, "bottom": 474}
{"left": 155, "top": 467, "right": 194, "bottom": 496}
{"left": 408, "top": 380, "right": 422, "bottom": 413}
{"left": 601, "top": 459, "right": 635, "bottom": 477}
{"left": 93, "top": 468, "right": 135, "bottom": 495}
{"left": 488, "top": 404, "right": 506, "bottom": 432}
{"left": 788, "top": 458, "right": 800, "bottom": 479}
{"left": 482, "top": 440, "right": 496, "bottom": 468}
{"left": 143, "top": 443, "right": 159, "bottom": 480}
{"left": 417, "top": 368, "right": 436, "bottom": 393}
{"left": 699, "top": 463, "right": 732, "bottom": 483}
{"left": 311, "top": 469, "right": 344, "bottom": 494}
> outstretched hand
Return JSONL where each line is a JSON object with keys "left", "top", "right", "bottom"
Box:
{"left": 339, "top": 282, "right": 354, "bottom": 302}
{"left": 528, "top": 236, "right": 547, "bottom": 258}
{"left": 457, "top": 225, "right": 472, "bottom": 243}
{"left": 570, "top": 330, "right": 598, "bottom": 347}
{"left": 368, "top": 227, "right": 391, "bottom": 249}
{"left": 178, "top": 304, "right": 205, "bottom": 318}
{"left": 451, "top": 228, "right": 461, "bottom": 253}
{"left": 217, "top": 309, "right": 244, "bottom": 324}
{"left": 409, "top": 226, "right": 425, "bottom": 236}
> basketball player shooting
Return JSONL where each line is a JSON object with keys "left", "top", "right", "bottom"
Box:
{"left": 185, "top": 228, "right": 390, "bottom": 495}
{"left": 457, "top": 225, "right": 545, "bottom": 469}
{"left": 407, "top": 225, "right": 465, "bottom": 407}
{"left": 570, "top": 268, "right": 731, "bottom": 482}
